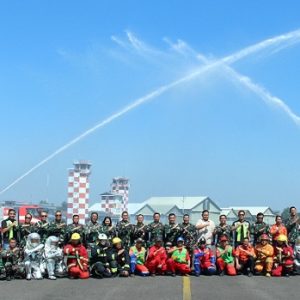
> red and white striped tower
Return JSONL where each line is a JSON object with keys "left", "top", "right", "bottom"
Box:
{"left": 67, "top": 161, "right": 91, "bottom": 225}
{"left": 111, "top": 177, "right": 129, "bottom": 212}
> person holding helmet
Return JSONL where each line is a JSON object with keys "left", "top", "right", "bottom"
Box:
{"left": 24, "top": 232, "right": 45, "bottom": 280}
{"left": 234, "top": 237, "right": 256, "bottom": 276}
{"left": 193, "top": 237, "right": 216, "bottom": 276}
{"left": 129, "top": 238, "right": 149, "bottom": 276}
{"left": 272, "top": 234, "right": 294, "bottom": 277}
{"left": 254, "top": 233, "right": 274, "bottom": 277}
{"left": 216, "top": 235, "right": 236, "bottom": 276}
{"left": 90, "top": 233, "right": 113, "bottom": 278}
{"left": 145, "top": 236, "right": 167, "bottom": 276}
{"left": 43, "top": 236, "right": 66, "bottom": 280}
{"left": 63, "top": 233, "right": 89, "bottom": 279}
{"left": 166, "top": 237, "right": 191, "bottom": 276}
{"left": 110, "top": 237, "right": 130, "bottom": 277}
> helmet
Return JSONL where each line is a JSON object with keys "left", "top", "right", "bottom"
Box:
{"left": 112, "top": 237, "right": 122, "bottom": 245}
{"left": 71, "top": 233, "right": 81, "bottom": 240}
{"left": 260, "top": 234, "right": 269, "bottom": 241}
{"left": 177, "top": 237, "right": 184, "bottom": 243}
{"left": 277, "top": 234, "right": 287, "bottom": 242}
{"left": 98, "top": 233, "right": 108, "bottom": 240}
{"left": 198, "top": 237, "right": 206, "bottom": 244}
{"left": 26, "top": 233, "right": 41, "bottom": 249}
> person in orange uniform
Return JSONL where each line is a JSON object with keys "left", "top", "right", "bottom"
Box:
{"left": 64, "top": 233, "right": 89, "bottom": 279}
{"left": 145, "top": 236, "right": 167, "bottom": 276}
{"left": 254, "top": 233, "right": 274, "bottom": 277}
{"left": 234, "top": 237, "right": 256, "bottom": 276}
{"left": 272, "top": 234, "right": 294, "bottom": 277}
{"left": 166, "top": 237, "right": 191, "bottom": 276}
{"left": 269, "top": 215, "right": 287, "bottom": 245}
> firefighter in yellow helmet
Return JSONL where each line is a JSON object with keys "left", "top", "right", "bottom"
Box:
{"left": 63, "top": 233, "right": 89, "bottom": 279}
{"left": 109, "top": 237, "right": 130, "bottom": 277}
{"left": 272, "top": 234, "right": 294, "bottom": 277}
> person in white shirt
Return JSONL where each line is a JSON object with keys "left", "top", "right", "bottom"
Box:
{"left": 196, "top": 210, "right": 215, "bottom": 247}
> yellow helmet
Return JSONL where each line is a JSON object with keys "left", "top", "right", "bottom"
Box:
{"left": 277, "top": 234, "right": 287, "bottom": 242}
{"left": 71, "top": 233, "right": 81, "bottom": 240}
{"left": 112, "top": 237, "right": 122, "bottom": 245}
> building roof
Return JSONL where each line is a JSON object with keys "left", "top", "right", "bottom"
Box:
{"left": 127, "top": 202, "right": 146, "bottom": 215}
{"left": 226, "top": 206, "right": 275, "bottom": 216}
{"left": 89, "top": 203, "right": 103, "bottom": 212}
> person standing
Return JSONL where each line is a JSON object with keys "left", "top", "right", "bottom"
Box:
{"left": 1, "top": 209, "right": 18, "bottom": 250}
{"left": 65, "top": 214, "right": 85, "bottom": 245}
{"left": 147, "top": 213, "right": 165, "bottom": 247}
{"left": 132, "top": 214, "right": 148, "bottom": 243}
{"left": 164, "top": 213, "right": 182, "bottom": 246}
{"left": 180, "top": 214, "right": 197, "bottom": 251}
{"left": 48, "top": 211, "right": 66, "bottom": 247}
{"left": 85, "top": 212, "right": 101, "bottom": 247}
{"left": 250, "top": 213, "right": 269, "bottom": 245}
{"left": 35, "top": 211, "right": 50, "bottom": 243}
{"left": 285, "top": 206, "right": 300, "bottom": 246}
{"left": 196, "top": 210, "right": 215, "bottom": 247}
{"left": 231, "top": 210, "right": 250, "bottom": 247}
{"left": 100, "top": 216, "right": 117, "bottom": 242}
{"left": 18, "top": 213, "right": 35, "bottom": 249}
{"left": 213, "top": 215, "right": 232, "bottom": 246}
{"left": 270, "top": 215, "right": 287, "bottom": 244}
{"left": 116, "top": 211, "right": 134, "bottom": 250}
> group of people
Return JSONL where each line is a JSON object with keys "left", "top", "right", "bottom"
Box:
{"left": 0, "top": 206, "right": 299, "bottom": 281}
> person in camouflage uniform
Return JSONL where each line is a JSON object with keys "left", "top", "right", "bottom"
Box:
{"left": 132, "top": 214, "right": 148, "bottom": 244}
{"left": 116, "top": 211, "right": 134, "bottom": 250}
{"left": 85, "top": 212, "right": 102, "bottom": 248}
{"left": 18, "top": 213, "right": 36, "bottom": 249}
{"left": 48, "top": 211, "right": 66, "bottom": 247}
{"left": 1, "top": 238, "right": 25, "bottom": 280}
{"left": 180, "top": 214, "right": 197, "bottom": 251}
{"left": 213, "top": 215, "right": 232, "bottom": 246}
{"left": 35, "top": 211, "right": 50, "bottom": 243}
{"left": 250, "top": 212, "right": 270, "bottom": 245}
{"left": 65, "top": 214, "right": 85, "bottom": 245}
{"left": 147, "top": 212, "right": 165, "bottom": 246}
{"left": 164, "top": 213, "right": 182, "bottom": 246}
{"left": 0, "top": 244, "right": 6, "bottom": 280}
{"left": 285, "top": 206, "right": 300, "bottom": 246}
{"left": 100, "top": 216, "right": 117, "bottom": 242}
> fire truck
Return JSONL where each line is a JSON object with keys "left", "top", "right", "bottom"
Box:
{"left": 0, "top": 204, "right": 42, "bottom": 224}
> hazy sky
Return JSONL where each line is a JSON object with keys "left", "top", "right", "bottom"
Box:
{"left": 1, "top": 1, "right": 300, "bottom": 210}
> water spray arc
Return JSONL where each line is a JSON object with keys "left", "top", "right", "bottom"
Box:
{"left": 1, "top": 28, "right": 300, "bottom": 195}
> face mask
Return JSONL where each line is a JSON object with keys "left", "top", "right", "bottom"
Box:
{"left": 31, "top": 242, "right": 39, "bottom": 248}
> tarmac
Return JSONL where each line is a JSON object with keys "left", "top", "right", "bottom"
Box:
{"left": 1, "top": 275, "right": 300, "bottom": 300}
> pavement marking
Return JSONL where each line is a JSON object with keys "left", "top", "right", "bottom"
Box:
{"left": 183, "top": 276, "right": 191, "bottom": 300}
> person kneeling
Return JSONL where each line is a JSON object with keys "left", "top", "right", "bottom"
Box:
{"left": 64, "top": 233, "right": 89, "bottom": 279}
{"left": 193, "top": 237, "right": 216, "bottom": 276}
{"left": 166, "top": 237, "right": 191, "bottom": 276}
{"left": 110, "top": 237, "right": 130, "bottom": 277}
{"left": 129, "top": 238, "right": 149, "bottom": 276}
{"left": 254, "top": 234, "right": 273, "bottom": 277}
{"left": 216, "top": 235, "right": 236, "bottom": 276}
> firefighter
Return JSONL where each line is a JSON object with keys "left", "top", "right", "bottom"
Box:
{"left": 164, "top": 213, "right": 182, "bottom": 246}
{"left": 1, "top": 238, "right": 25, "bottom": 280}
{"left": 234, "top": 237, "right": 256, "bottom": 276}
{"left": 24, "top": 233, "right": 45, "bottom": 280}
{"left": 110, "top": 237, "right": 130, "bottom": 277}
{"left": 272, "top": 234, "right": 294, "bottom": 277}
{"left": 129, "top": 238, "right": 149, "bottom": 276}
{"left": 193, "top": 237, "right": 216, "bottom": 276}
{"left": 116, "top": 211, "right": 134, "bottom": 250}
{"left": 166, "top": 237, "right": 191, "bottom": 276}
{"left": 145, "top": 236, "right": 167, "bottom": 276}
{"left": 90, "top": 233, "right": 113, "bottom": 278}
{"left": 18, "top": 213, "right": 35, "bottom": 249}
{"left": 48, "top": 211, "right": 66, "bottom": 247}
{"left": 216, "top": 235, "right": 236, "bottom": 276}
{"left": 44, "top": 236, "right": 66, "bottom": 280}
{"left": 294, "top": 237, "right": 300, "bottom": 274}
{"left": 147, "top": 212, "right": 165, "bottom": 247}
{"left": 64, "top": 233, "right": 89, "bottom": 279}
{"left": 254, "top": 233, "right": 274, "bottom": 277}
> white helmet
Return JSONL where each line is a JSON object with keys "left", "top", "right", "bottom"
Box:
{"left": 26, "top": 232, "right": 41, "bottom": 249}
{"left": 98, "top": 233, "right": 108, "bottom": 240}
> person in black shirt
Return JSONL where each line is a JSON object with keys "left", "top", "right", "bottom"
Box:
{"left": 1, "top": 209, "right": 18, "bottom": 250}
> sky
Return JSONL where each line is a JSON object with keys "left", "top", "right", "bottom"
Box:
{"left": 1, "top": 1, "right": 300, "bottom": 211}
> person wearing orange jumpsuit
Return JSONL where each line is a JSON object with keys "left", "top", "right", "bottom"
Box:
{"left": 64, "top": 233, "right": 89, "bottom": 279}
{"left": 254, "top": 233, "right": 274, "bottom": 277}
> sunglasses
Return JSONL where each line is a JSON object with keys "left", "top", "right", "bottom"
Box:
{"left": 56, "top": 214, "right": 62, "bottom": 217}
{"left": 41, "top": 215, "right": 47, "bottom": 217}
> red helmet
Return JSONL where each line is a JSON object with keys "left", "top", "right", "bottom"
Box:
{"left": 260, "top": 234, "right": 269, "bottom": 241}
{"left": 219, "top": 235, "right": 228, "bottom": 242}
